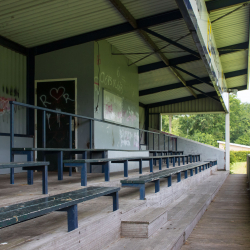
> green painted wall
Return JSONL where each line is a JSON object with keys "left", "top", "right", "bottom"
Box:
{"left": 93, "top": 40, "right": 139, "bottom": 149}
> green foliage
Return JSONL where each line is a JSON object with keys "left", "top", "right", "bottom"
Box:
{"left": 230, "top": 95, "right": 250, "bottom": 144}
{"left": 162, "top": 94, "right": 250, "bottom": 147}
{"left": 230, "top": 151, "right": 250, "bottom": 164}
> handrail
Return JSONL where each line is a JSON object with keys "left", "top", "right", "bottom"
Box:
{"left": 9, "top": 101, "right": 177, "bottom": 152}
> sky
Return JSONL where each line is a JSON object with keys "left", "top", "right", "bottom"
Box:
{"left": 237, "top": 89, "right": 250, "bottom": 104}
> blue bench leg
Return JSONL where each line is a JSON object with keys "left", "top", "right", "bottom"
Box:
{"left": 42, "top": 166, "right": 48, "bottom": 194}
{"left": 195, "top": 167, "right": 198, "bottom": 174}
{"left": 102, "top": 152, "right": 105, "bottom": 173}
{"left": 104, "top": 162, "right": 110, "bottom": 181}
{"left": 168, "top": 175, "right": 172, "bottom": 187}
{"left": 10, "top": 153, "right": 14, "bottom": 184}
{"left": 184, "top": 170, "right": 188, "bottom": 179}
{"left": 124, "top": 160, "right": 128, "bottom": 177}
{"left": 139, "top": 185, "right": 145, "bottom": 200}
{"left": 177, "top": 172, "right": 181, "bottom": 182}
{"left": 81, "top": 163, "right": 87, "bottom": 186}
{"left": 139, "top": 159, "right": 142, "bottom": 174}
{"left": 159, "top": 158, "right": 162, "bottom": 170}
{"left": 69, "top": 155, "right": 73, "bottom": 176}
{"left": 154, "top": 179, "right": 160, "bottom": 193}
{"left": 58, "top": 204, "right": 78, "bottom": 232}
{"left": 166, "top": 158, "right": 169, "bottom": 168}
{"left": 149, "top": 159, "right": 153, "bottom": 172}
{"left": 190, "top": 155, "right": 192, "bottom": 163}
{"left": 190, "top": 169, "right": 193, "bottom": 177}
{"left": 10, "top": 168, "right": 14, "bottom": 184}
{"left": 178, "top": 157, "right": 180, "bottom": 166}
{"left": 199, "top": 166, "right": 201, "bottom": 172}
{"left": 105, "top": 191, "right": 119, "bottom": 211}
{"left": 182, "top": 156, "right": 185, "bottom": 165}
{"left": 27, "top": 151, "right": 33, "bottom": 185}
{"left": 89, "top": 152, "right": 92, "bottom": 173}
{"left": 112, "top": 191, "right": 119, "bottom": 211}
{"left": 186, "top": 156, "right": 188, "bottom": 164}
{"left": 173, "top": 157, "right": 175, "bottom": 167}
{"left": 153, "top": 152, "right": 156, "bottom": 166}
{"left": 58, "top": 151, "right": 63, "bottom": 180}
{"left": 69, "top": 167, "right": 72, "bottom": 176}
{"left": 67, "top": 204, "right": 78, "bottom": 232}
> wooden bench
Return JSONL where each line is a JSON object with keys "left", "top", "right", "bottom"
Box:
{"left": 0, "top": 161, "right": 49, "bottom": 194}
{"left": 63, "top": 154, "right": 200, "bottom": 186}
{"left": 120, "top": 161, "right": 211, "bottom": 200}
{"left": 0, "top": 186, "right": 120, "bottom": 232}
{"left": 205, "top": 160, "right": 217, "bottom": 167}
{"left": 12, "top": 148, "right": 180, "bottom": 181}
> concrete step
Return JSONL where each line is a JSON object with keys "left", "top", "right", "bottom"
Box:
{"left": 103, "top": 170, "right": 229, "bottom": 250}
{"left": 121, "top": 207, "right": 168, "bottom": 238}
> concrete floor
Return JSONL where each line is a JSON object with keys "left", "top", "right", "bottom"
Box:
{"left": 182, "top": 174, "right": 250, "bottom": 250}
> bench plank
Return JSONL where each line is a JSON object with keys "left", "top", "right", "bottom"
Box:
{"left": 121, "top": 162, "right": 211, "bottom": 200}
{"left": 0, "top": 186, "right": 120, "bottom": 232}
{"left": 0, "top": 161, "right": 50, "bottom": 194}
{"left": 0, "top": 161, "right": 49, "bottom": 169}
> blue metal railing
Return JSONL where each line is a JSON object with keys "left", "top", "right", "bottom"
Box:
{"left": 9, "top": 101, "right": 177, "bottom": 155}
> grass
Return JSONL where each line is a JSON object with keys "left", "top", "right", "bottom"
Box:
{"left": 230, "top": 162, "right": 247, "bottom": 174}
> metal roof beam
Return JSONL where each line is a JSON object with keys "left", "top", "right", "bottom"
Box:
{"left": 138, "top": 55, "right": 198, "bottom": 73}
{"left": 0, "top": 35, "right": 28, "bottom": 55}
{"left": 109, "top": 0, "right": 197, "bottom": 98}
{"left": 230, "top": 85, "right": 247, "bottom": 90}
{"left": 206, "top": 0, "right": 249, "bottom": 12}
{"left": 143, "top": 28, "right": 200, "bottom": 58}
{"left": 138, "top": 42, "right": 248, "bottom": 73}
{"left": 33, "top": 10, "right": 182, "bottom": 55}
{"left": 147, "top": 91, "right": 218, "bottom": 108}
{"left": 224, "top": 69, "right": 247, "bottom": 78}
{"left": 172, "top": 65, "right": 213, "bottom": 86}
{"left": 219, "top": 42, "right": 249, "bottom": 55}
{"left": 139, "top": 69, "right": 247, "bottom": 97}
{"left": 139, "top": 77, "right": 211, "bottom": 96}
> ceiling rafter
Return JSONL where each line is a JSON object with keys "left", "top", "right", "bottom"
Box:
{"left": 138, "top": 42, "right": 249, "bottom": 74}
{"left": 147, "top": 91, "right": 218, "bottom": 108}
{"left": 139, "top": 77, "right": 211, "bottom": 96}
{"left": 139, "top": 68, "right": 247, "bottom": 97}
{"left": 143, "top": 28, "right": 200, "bottom": 58}
{"left": 206, "top": 0, "right": 250, "bottom": 12}
{"left": 108, "top": 0, "right": 197, "bottom": 98}
{"left": 31, "top": 9, "right": 182, "bottom": 55}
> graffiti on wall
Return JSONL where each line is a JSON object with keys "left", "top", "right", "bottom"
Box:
{"left": 0, "top": 86, "right": 25, "bottom": 127}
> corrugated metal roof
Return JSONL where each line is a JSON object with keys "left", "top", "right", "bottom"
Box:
{"left": 140, "top": 86, "right": 192, "bottom": 105}
{"left": 147, "top": 20, "right": 199, "bottom": 60}
{"left": 226, "top": 74, "right": 248, "bottom": 88}
{"left": 174, "top": 60, "right": 209, "bottom": 81}
{"left": 209, "top": 4, "right": 249, "bottom": 90}
{"left": 192, "top": 83, "right": 215, "bottom": 93}
{"left": 220, "top": 50, "right": 248, "bottom": 73}
{"left": 0, "top": 0, "right": 125, "bottom": 47}
{"left": 139, "top": 67, "right": 180, "bottom": 91}
{"left": 149, "top": 97, "right": 224, "bottom": 114}
{"left": 210, "top": 5, "right": 249, "bottom": 48}
{"left": 122, "top": 0, "right": 178, "bottom": 19}
{"left": 106, "top": 31, "right": 161, "bottom": 66}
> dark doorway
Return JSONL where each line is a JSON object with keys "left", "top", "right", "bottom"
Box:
{"left": 36, "top": 79, "right": 76, "bottom": 170}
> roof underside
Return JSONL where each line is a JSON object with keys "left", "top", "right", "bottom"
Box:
{"left": 0, "top": 0, "right": 248, "bottom": 113}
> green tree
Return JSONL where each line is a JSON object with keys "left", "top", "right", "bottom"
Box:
{"left": 161, "top": 94, "right": 250, "bottom": 147}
